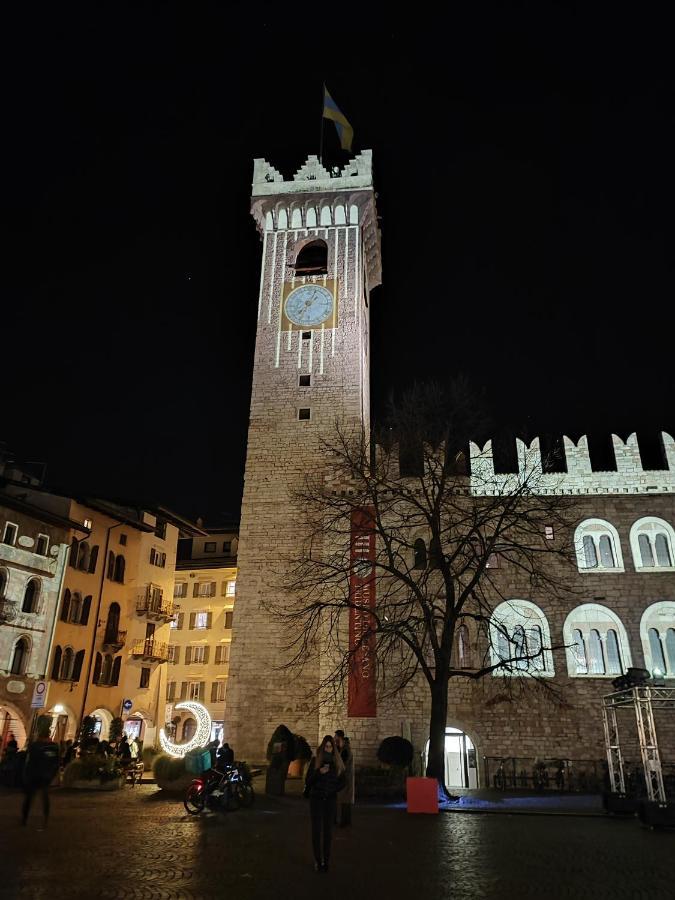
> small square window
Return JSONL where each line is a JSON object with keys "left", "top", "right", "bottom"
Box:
{"left": 222, "top": 541, "right": 231, "bottom": 554}
{"left": 299, "top": 374, "right": 311, "bottom": 387}
{"left": 204, "top": 542, "right": 216, "bottom": 553}
{"left": 36, "top": 535, "right": 49, "bottom": 555}
{"left": 544, "top": 526, "right": 554, "bottom": 541}
{"left": 298, "top": 408, "right": 311, "bottom": 421}
{"left": 2, "top": 523, "right": 18, "bottom": 545}
{"left": 119, "top": 534, "right": 127, "bottom": 546}
{"left": 302, "top": 331, "right": 311, "bottom": 340}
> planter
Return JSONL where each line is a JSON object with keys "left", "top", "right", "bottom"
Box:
{"left": 69, "top": 777, "right": 124, "bottom": 791}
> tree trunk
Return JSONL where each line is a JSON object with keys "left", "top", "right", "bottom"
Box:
{"left": 426, "top": 676, "right": 456, "bottom": 800}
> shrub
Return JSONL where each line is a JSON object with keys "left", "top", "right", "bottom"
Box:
{"left": 109, "top": 717, "right": 124, "bottom": 744}
{"left": 62, "top": 756, "right": 122, "bottom": 785}
{"left": 266, "top": 724, "right": 296, "bottom": 762}
{"left": 377, "top": 736, "right": 414, "bottom": 768}
{"left": 293, "top": 735, "right": 312, "bottom": 761}
{"left": 153, "top": 754, "right": 187, "bottom": 783}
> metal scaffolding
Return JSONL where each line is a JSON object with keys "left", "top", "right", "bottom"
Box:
{"left": 602, "top": 685, "right": 675, "bottom": 804}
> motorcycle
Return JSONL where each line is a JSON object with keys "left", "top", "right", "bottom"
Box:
{"left": 184, "top": 761, "right": 257, "bottom": 815}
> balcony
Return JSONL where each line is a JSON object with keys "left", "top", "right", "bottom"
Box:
{"left": 136, "top": 585, "right": 174, "bottom": 622}
{"left": 131, "top": 639, "right": 169, "bottom": 662}
{"left": 101, "top": 630, "right": 127, "bottom": 652}
{"left": 0, "top": 598, "right": 18, "bottom": 625}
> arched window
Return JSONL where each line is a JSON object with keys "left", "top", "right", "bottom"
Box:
{"left": 80, "top": 596, "right": 92, "bottom": 626}
{"left": 51, "top": 645, "right": 62, "bottom": 680}
{"left": 588, "top": 629, "right": 605, "bottom": 674}
{"left": 22, "top": 579, "right": 40, "bottom": 613}
{"left": 574, "top": 520, "right": 624, "bottom": 572}
{"left": 606, "top": 629, "right": 622, "bottom": 675}
{"left": 639, "top": 602, "right": 675, "bottom": 677}
{"left": 10, "top": 637, "right": 29, "bottom": 675}
{"left": 60, "top": 647, "right": 74, "bottom": 681}
{"left": 111, "top": 656, "right": 121, "bottom": 686}
{"left": 88, "top": 545, "right": 99, "bottom": 574}
{"left": 69, "top": 539, "right": 79, "bottom": 568}
{"left": 413, "top": 538, "right": 427, "bottom": 570}
{"left": 489, "top": 599, "right": 554, "bottom": 676}
{"left": 60, "top": 589, "right": 71, "bottom": 622}
{"left": 77, "top": 542, "right": 91, "bottom": 572}
{"left": 101, "top": 654, "right": 113, "bottom": 685}
{"left": 293, "top": 239, "right": 328, "bottom": 275}
{"left": 107, "top": 551, "right": 115, "bottom": 580}
{"left": 113, "top": 555, "right": 125, "bottom": 584}
{"left": 630, "top": 517, "right": 675, "bottom": 571}
{"left": 69, "top": 592, "right": 82, "bottom": 624}
{"left": 563, "top": 604, "right": 631, "bottom": 677}
{"left": 572, "top": 629, "right": 588, "bottom": 674}
{"left": 457, "top": 624, "right": 472, "bottom": 668}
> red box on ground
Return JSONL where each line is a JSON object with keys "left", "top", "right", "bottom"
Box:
{"left": 406, "top": 777, "right": 439, "bottom": 814}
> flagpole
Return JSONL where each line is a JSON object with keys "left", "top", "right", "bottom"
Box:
{"left": 319, "top": 83, "right": 325, "bottom": 166}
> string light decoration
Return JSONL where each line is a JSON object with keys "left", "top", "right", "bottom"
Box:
{"left": 159, "top": 700, "right": 212, "bottom": 758}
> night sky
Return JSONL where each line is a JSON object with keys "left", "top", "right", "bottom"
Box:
{"left": 4, "top": 4, "right": 674, "bottom": 521}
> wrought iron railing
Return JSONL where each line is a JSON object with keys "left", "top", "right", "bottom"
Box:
{"left": 131, "top": 639, "right": 169, "bottom": 661}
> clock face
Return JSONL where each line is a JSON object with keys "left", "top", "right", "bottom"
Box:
{"left": 284, "top": 284, "right": 334, "bottom": 327}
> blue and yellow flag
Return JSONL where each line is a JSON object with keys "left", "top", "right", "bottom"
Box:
{"left": 322, "top": 87, "right": 354, "bottom": 152}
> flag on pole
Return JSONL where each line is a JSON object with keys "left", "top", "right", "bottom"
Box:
{"left": 322, "top": 86, "right": 354, "bottom": 152}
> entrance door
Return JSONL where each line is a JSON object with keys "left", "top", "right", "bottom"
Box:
{"left": 425, "top": 727, "right": 478, "bottom": 789}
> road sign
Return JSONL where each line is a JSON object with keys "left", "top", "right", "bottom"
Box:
{"left": 123, "top": 699, "right": 133, "bottom": 711}
{"left": 31, "top": 681, "right": 47, "bottom": 709}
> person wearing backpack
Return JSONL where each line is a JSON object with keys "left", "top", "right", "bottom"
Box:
{"left": 21, "top": 718, "right": 60, "bottom": 828}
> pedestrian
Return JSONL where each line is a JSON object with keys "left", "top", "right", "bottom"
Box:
{"left": 21, "top": 717, "right": 60, "bottom": 828}
{"left": 117, "top": 734, "right": 131, "bottom": 769}
{"left": 304, "top": 735, "right": 345, "bottom": 873}
{"left": 221, "top": 742, "right": 234, "bottom": 766}
{"left": 334, "top": 730, "right": 354, "bottom": 826}
{"left": 129, "top": 735, "right": 140, "bottom": 761}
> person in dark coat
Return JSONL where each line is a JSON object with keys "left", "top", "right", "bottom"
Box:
{"left": 21, "top": 721, "right": 60, "bottom": 827}
{"left": 304, "top": 735, "right": 346, "bottom": 873}
{"left": 334, "top": 730, "right": 355, "bottom": 827}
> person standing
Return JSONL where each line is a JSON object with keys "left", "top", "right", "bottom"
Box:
{"left": 21, "top": 719, "right": 60, "bottom": 828}
{"left": 334, "top": 730, "right": 354, "bottom": 827}
{"left": 305, "top": 735, "right": 345, "bottom": 873}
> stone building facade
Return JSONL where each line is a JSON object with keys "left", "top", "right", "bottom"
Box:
{"left": 226, "top": 150, "right": 675, "bottom": 786}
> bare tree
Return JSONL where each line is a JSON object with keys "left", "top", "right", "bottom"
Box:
{"left": 267, "top": 383, "right": 579, "bottom": 798}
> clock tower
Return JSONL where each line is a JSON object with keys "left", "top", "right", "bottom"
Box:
{"left": 226, "top": 152, "right": 382, "bottom": 761}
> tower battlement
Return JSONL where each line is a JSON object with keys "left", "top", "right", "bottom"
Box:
{"left": 468, "top": 432, "right": 675, "bottom": 495}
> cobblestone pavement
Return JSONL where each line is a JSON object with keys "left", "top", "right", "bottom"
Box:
{"left": 1, "top": 784, "right": 673, "bottom": 900}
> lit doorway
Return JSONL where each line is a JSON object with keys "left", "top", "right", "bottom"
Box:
{"left": 425, "top": 726, "right": 478, "bottom": 789}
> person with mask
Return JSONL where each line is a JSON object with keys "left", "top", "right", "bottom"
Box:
{"left": 304, "top": 735, "right": 345, "bottom": 873}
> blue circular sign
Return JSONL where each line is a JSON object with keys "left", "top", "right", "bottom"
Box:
{"left": 123, "top": 699, "right": 133, "bottom": 711}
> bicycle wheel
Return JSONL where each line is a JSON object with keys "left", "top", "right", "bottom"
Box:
{"left": 236, "top": 783, "right": 255, "bottom": 807}
{"left": 184, "top": 783, "right": 206, "bottom": 815}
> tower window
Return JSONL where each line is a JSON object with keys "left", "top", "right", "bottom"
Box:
{"left": 299, "top": 375, "right": 311, "bottom": 387}
{"left": 302, "top": 331, "right": 311, "bottom": 341}
{"left": 293, "top": 239, "right": 328, "bottom": 275}
{"left": 298, "top": 408, "right": 311, "bottom": 421}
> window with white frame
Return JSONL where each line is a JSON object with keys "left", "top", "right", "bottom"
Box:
{"left": 167, "top": 681, "right": 176, "bottom": 701}
{"left": 563, "top": 603, "right": 632, "bottom": 676}
{"left": 215, "top": 643, "right": 231, "bottom": 664}
{"left": 574, "top": 519, "right": 624, "bottom": 572}
{"left": 167, "top": 645, "right": 177, "bottom": 664}
{"left": 629, "top": 517, "right": 675, "bottom": 571}
{"left": 213, "top": 680, "right": 226, "bottom": 701}
{"left": 195, "top": 582, "right": 216, "bottom": 598}
{"left": 225, "top": 580, "right": 236, "bottom": 597}
{"left": 174, "top": 582, "right": 187, "bottom": 599}
{"left": 195, "top": 611, "right": 208, "bottom": 629}
{"left": 188, "top": 681, "right": 201, "bottom": 700}
{"left": 639, "top": 602, "right": 675, "bottom": 677}
{"left": 149, "top": 548, "right": 167, "bottom": 568}
{"left": 2, "top": 522, "right": 18, "bottom": 545}
{"left": 191, "top": 645, "right": 205, "bottom": 663}
{"left": 35, "top": 534, "right": 49, "bottom": 555}
{"left": 489, "top": 599, "right": 554, "bottom": 676}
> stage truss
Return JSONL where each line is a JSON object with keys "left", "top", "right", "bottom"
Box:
{"left": 602, "top": 685, "right": 675, "bottom": 804}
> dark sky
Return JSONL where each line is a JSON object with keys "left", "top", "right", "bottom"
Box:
{"left": 4, "top": 4, "right": 674, "bottom": 520}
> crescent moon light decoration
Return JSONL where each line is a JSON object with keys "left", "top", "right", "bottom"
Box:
{"left": 159, "top": 700, "right": 212, "bottom": 758}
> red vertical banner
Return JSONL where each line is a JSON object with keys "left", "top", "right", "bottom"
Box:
{"left": 348, "top": 506, "right": 377, "bottom": 717}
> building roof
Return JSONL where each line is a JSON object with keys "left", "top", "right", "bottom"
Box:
{"left": 0, "top": 484, "right": 91, "bottom": 535}
{"left": 175, "top": 556, "right": 237, "bottom": 572}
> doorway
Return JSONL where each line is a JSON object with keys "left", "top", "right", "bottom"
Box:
{"left": 425, "top": 726, "right": 478, "bottom": 789}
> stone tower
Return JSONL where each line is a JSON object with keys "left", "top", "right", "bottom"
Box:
{"left": 226, "top": 152, "right": 382, "bottom": 761}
